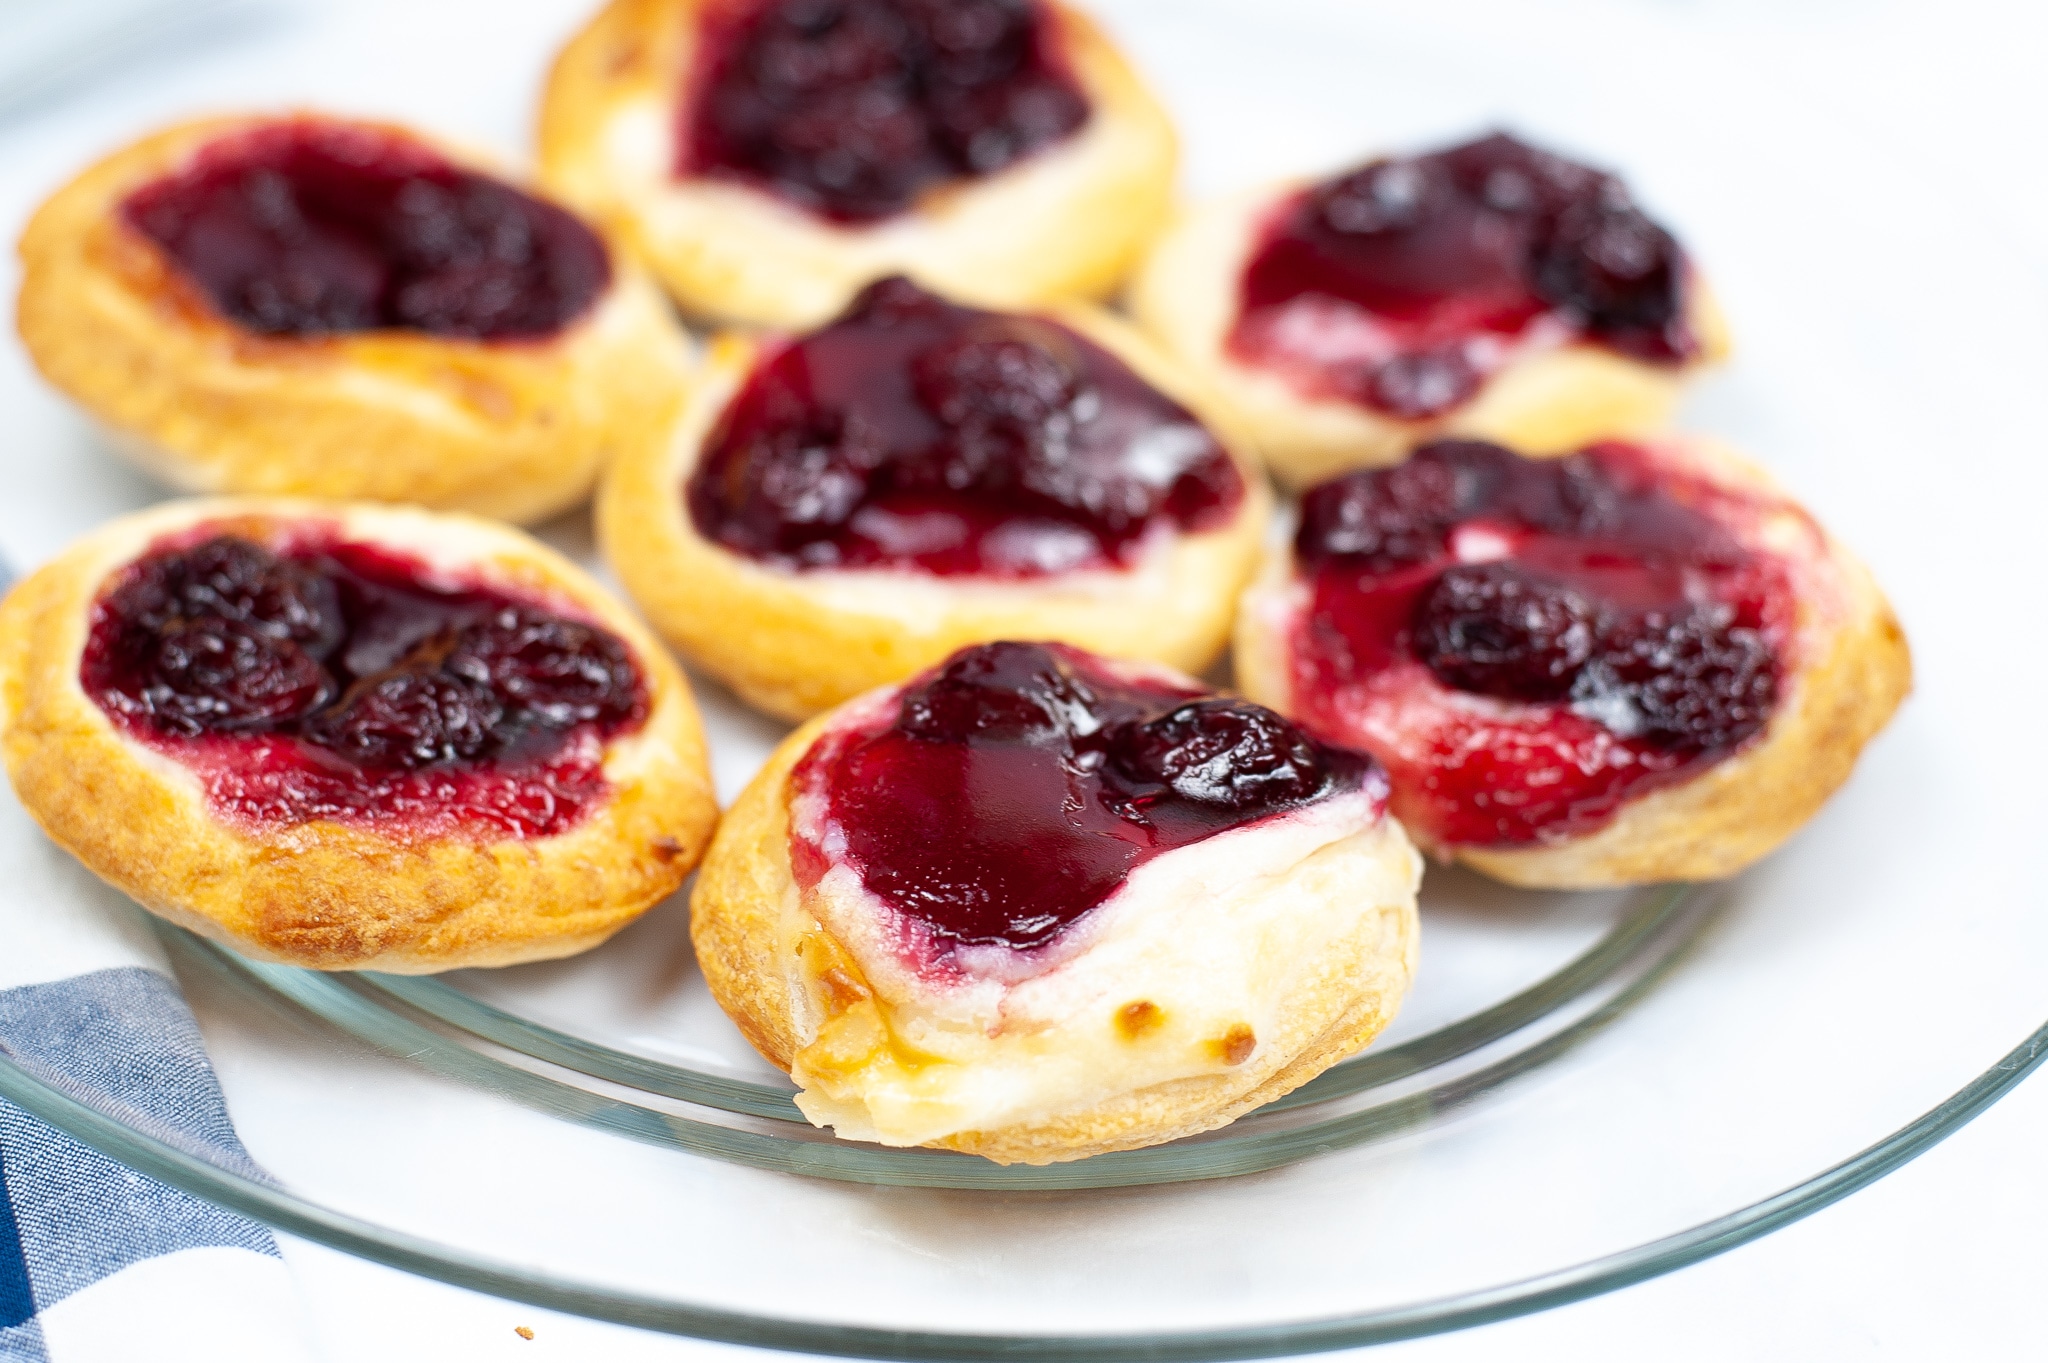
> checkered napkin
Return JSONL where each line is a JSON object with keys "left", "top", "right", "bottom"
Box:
{"left": 0, "top": 559, "right": 315, "bottom": 1363}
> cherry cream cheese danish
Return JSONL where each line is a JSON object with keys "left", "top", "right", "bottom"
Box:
{"left": 537, "top": 0, "right": 1176, "bottom": 327}
{"left": 1131, "top": 132, "right": 1730, "bottom": 488}
{"left": 16, "top": 114, "right": 687, "bottom": 524}
{"left": 0, "top": 500, "right": 717, "bottom": 971}
{"left": 691, "top": 642, "right": 1420, "bottom": 1163}
{"left": 600, "top": 276, "right": 1268, "bottom": 719}
{"left": 1235, "top": 439, "right": 1910, "bottom": 887}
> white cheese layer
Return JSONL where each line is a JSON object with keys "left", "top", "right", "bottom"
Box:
{"left": 788, "top": 785, "right": 1421, "bottom": 1147}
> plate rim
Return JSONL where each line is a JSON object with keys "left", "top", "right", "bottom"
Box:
{"left": 1, "top": 996, "right": 2039, "bottom": 1358}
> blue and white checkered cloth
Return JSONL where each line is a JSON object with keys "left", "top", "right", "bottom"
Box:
{"left": 0, "top": 557, "right": 314, "bottom": 1362}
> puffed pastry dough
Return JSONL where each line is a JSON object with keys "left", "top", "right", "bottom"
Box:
{"left": 536, "top": 0, "right": 1177, "bottom": 328}
{"left": 16, "top": 114, "right": 689, "bottom": 525}
{"left": 0, "top": 498, "right": 719, "bottom": 972}
{"left": 1130, "top": 184, "right": 1732, "bottom": 489}
{"left": 690, "top": 669, "right": 1422, "bottom": 1164}
{"left": 1235, "top": 436, "right": 1910, "bottom": 888}
{"left": 598, "top": 301, "right": 1271, "bottom": 720}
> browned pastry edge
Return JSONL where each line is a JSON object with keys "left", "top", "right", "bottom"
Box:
{"left": 598, "top": 300, "right": 1273, "bottom": 720}
{"left": 691, "top": 695, "right": 1419, "bottom": 1165}
{"left": 1129, "top": 183, "right": 1733, "bottom": 489}
{"left": 1234, "top": 436, "right": 1912, "bottom": 888}
{"left": 16, "top": 113, "right": 690, "bottom": 525}
{"left": 536, "top": 0, "right": 1178, "bottom": 328}
{"left": 0, "top": 498, "right": 720, "bottom": 972}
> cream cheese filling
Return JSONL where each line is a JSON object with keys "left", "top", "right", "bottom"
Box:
{"left": 786, "top": 782, "right": 1420, "bottom": 1147}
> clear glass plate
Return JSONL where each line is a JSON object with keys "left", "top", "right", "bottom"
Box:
{"left": 0, "top": 0, "right": 2044, "bottom": 1354}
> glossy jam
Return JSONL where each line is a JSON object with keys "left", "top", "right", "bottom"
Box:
{"left": 791, "top": 642, "right": 1377, "bottom": 963}
{"left": 1231, "top": 133, "right": 1698, "bottom": 419}
{"left": 122, "top": 120, "right": 610, "bottom": 339}
{"left": 689, "top": 277, "right": 1245, "bottom": 576}
{"left": 683, "top": 0, "right": 1089, "bottom": 223}
{"left": 1289, "top": 440, "right": 1791, "bottom": 847}
{"left": 81, "top": 531, "right": 648, "bottom": 839}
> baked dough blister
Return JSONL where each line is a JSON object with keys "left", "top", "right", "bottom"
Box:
{"left": 599, "top": 278, "right": 1272, "bottom": 719}
{"left": 1235, "top": 435, "right": 1910, "bottom": 887}
{"left": 16, "top": 113, "right": 690, "bottom": 524}
{"left": 690, "top": 641, "right": 1421, "bottom": 1163}
{"left": 1131, "top": 134, "right": 1733, "bottom": 489}
{"left": 0, "top": 498, "right": 718, "bottom": 972}
{"left": 537, "top": 0, "right": 1177, "bottom": 327}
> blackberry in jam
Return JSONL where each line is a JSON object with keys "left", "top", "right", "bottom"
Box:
{"left": 1291, "top": 440, "right": 1788, "bottom": 846}
{"left": 688, "top": 277, "right": 1244, "bottom": 576}
{"left": 123, "top": 120, "right": 610, "bottom": 340}
{"left": 795, "top": 642, "right": 1374, "bottom": 953}
{"left": 1410, "top": 563, "right": 1598, "bottom": 703}
{"left": 1232, "top": 132, "right": 1699, "bottom": 418}
{"left": 683, "top": 0, "right": 1088, "bottom": 222}
{"left": 81, "top": 531, "right": 649, "bottom": 838}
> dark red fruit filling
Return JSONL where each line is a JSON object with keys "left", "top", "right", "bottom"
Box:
{"left": 1231, "top": 132, "right": 1698, "bottom": 419}
{"left": 1411, "top": 563, "right": 1597, "bottom": 703}
{"left": 683, "top": 0, "right": 1088, "bottom": 223}
{"left": 122, "top": 120, "right": 610, "bottom": 340}
{"left": 689, "top": 277, "right": 1244, "bottom": 575}
{"left": 1290, "top": 440, "right": 1790, "bottom": 847}
{"left": 791, "top": 642, "right": 1377, "bottom": 963}
{"left": 81, "top": 531, "right": 648, "bottom": 839}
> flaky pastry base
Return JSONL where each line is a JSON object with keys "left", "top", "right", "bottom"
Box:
{"left": 1129, "top": 184, "right": 1733, "bottom": 489}
{"left": 0, "top": 498, "right": 720, "bottom": 972}
{"left": 16, "top": 114, "right": 691, "bottom": 526}
{"left": 597, "top": 302, "right": 1272, "bottom": 720}
{"left": 691, "top": 708, "right": 1420, "bottom": 1164}
{"left": 536, "top": 0, "right": 1177, "bottom": 328}
{"left": 1234, "top": 437, "right": 1911, "bottom": 888}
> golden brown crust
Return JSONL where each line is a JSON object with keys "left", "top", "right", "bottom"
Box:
{"left": 1128, "top": 184, "right": 1732, "bottom": 489}
{"left": 692, "top": 695, "right": 1419, "bottom": 1164}
{"left": 535, "top": 0, "right": 1177, "bottom": 327}
{"left": 0, "top": 498, "right": 720, "bottom": 971}
{"left": 932, "top": 982, "right": 1405, "bottom": 1164}
{"left": 1234, "top": 436, "right": 1912, "bottom": 888}
{"left": 688, "top": 712, "right": 838, "bottom": 1071}
{"left": 597, "top": 300, "right": 1272, "bottom": 720}
{"left": 16, "top": 114, "right": 690, "bottom": 525}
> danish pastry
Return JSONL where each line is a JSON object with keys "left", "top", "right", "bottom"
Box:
{"left": 599, "top": 275, "right": 1270, "bottom": 719}
{"left": 536, "top": 0, "right": 1177, "bottom": 327}
{"left": 16, "top": 113, "right": 688, "bottom": 525}
{"left": 1234, "top": 437, "right": 1909, "bottom": 887}
{"left": 0, "top": 499, "right": 718, "bottom": 971}
{"left": 691, "top": 640, "right": 1420, "bottom": 1163}
{"left": 1131, "top": 132, "right": 1730, "bottom": 488}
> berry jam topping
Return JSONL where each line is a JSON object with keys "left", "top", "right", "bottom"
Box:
{"left": 1411, "top": 563, "right": 1596, "bottom": 703}
{"left": 792, "top": 642, "right": 1376, "bottom": 958}
{"left": 689, "top": 277, "right": 1244, "bottom": 576}
{"left": 1290, "top": 440, "right": 1791, "bottom": 847}
{"left": 81, "top": 531, "right": 649, "bottom": 839}
{"left": 683, "top": 0, "right": 1089, "bottom": 223}
{"left": 1230, "top": 132, "right": 1699, "bottom": 419}
{"left": 121, "top": 119, "right": 611, "bottom": 340}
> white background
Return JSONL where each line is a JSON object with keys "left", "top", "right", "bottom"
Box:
{"left": 1, "top": 0, "right": 2043, "bottom": 1358}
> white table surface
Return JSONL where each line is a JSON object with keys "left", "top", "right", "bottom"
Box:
{"left": 2, "top": 0, "right": 2042, "bottom": 1358}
